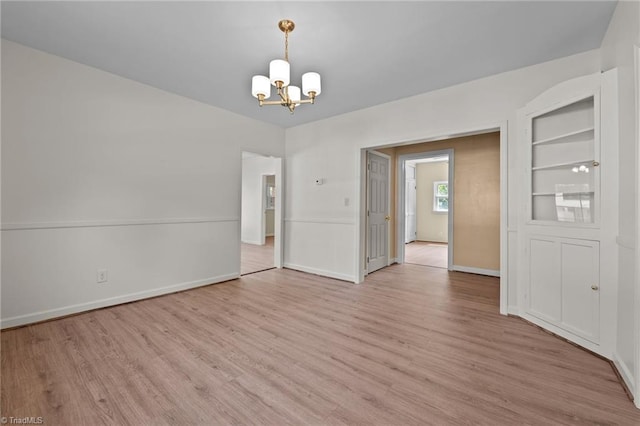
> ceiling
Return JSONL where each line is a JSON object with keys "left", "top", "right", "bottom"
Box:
{"left": 1, "top": 1, "right": 616, "bottom": 129}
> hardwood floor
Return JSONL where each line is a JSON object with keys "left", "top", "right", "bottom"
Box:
{"left": 405, "top": 241, "right": 448, "bottom": 268}
{"left": 241, "top": 236, "right": 274, "bottom": 275}
{"left": 2, "top": 264, "right": 639, "bottom": 425}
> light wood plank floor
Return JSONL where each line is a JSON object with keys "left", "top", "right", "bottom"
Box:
{"left": 241, "top": 236, "right": 274, "bottom": 275}
{"left": 405, "top": 241, "right": 448, "bottom": 268}
{"left": 2, "top": 265, "right": 639, "bottom": 425}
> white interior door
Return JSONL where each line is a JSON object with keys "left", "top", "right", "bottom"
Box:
{"left": 405, "top": 164, "right": 417, "bottom": 243}
{"left": 367, "top": 152, "right": 390, "bottom": 273}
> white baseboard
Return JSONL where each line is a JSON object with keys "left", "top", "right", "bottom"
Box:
{"left": 0, "top": 273, "right": 239, "bottom": 329}
{"left": 283, "top": 263, "right": 356, "bottom": 283}
{"left": 451, "top": 265, "right": 500, "bottom": 277}
{"left": 612, "top": 352, "right": 636, "bottom": 397}
{"left": 241, "top": 239, "right": 263, "bottom": 245}
{"left": 507, "top": 305, "right": 520, "bottom": 316}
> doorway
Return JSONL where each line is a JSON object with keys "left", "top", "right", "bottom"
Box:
{"left": 358, "top": 128, "right": 506, "bottom": 314}
{"left": 403, "top": 154, "right": 451, "bottom": 269}
{"left": 240, "top": 152, "right": 282, "bottom": 275}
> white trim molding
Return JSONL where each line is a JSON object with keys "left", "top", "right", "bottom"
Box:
{"left": 635, "top": 44, "right": 640, "bottom": 409}
{"left": 283, "top": 263, "right": 356, "bottom": 283}
{"left": 451, "top": 265, "right": 500, "bottom": 277}
{"left": 612, "top": 352, "right": 636, "bottom": 399}
{"left": 0, "top": 273, "right": 240, "bottom": 329}
{"left": 1, "top": 217, "right": 239, "bottom": 231}
{"left": 284, "top": 218, "right": 356, "bottom": 225}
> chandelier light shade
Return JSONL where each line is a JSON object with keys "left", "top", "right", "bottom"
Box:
{"left": 302, "top": 72, "right": 321, "bottom": 97}
{"left": 251, "top": 75, "right": 270, "bottom": 99}
{"left": 269, "top": 59, "right": 290, "bottom": 87}
{"left": 251, "top": 19, "right": 321, "bottom": 113}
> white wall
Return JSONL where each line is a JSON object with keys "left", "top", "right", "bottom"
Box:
{"left": 600, "top": 0, "right": 640, "bottom": 401}
{"left": 241, "top": 155, "right": 279, "bottom": 245}
{"left": 1, "top": 40, "right": 285, "bottom": 327}
{"left": 416, "top": 162, "right": 448, "bottom": 243}
{"left": 285, "top": 49, "right": 601, "bottom": 292}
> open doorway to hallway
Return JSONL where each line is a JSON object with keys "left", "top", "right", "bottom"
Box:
{"left": 240, "top": 152, "right": 282, "bottom": 275}
{"left": 359, "top": 127, "right": 507, "bottom": 313}
{"left": 368, "top": 131, "right": 500, "bottom": 278}
{"left": 404, "top": 155, "right": 450, "bottom": 269}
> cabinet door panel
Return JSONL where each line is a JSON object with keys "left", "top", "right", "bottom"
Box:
{"left": 561, "top": 241, "right": 599, "bottom": 343}
{"left": 529, "top": 238, "right": 561, "bottom": 322}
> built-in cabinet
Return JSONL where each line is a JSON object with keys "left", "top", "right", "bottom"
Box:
{"left": 519, "top": 71, "right": 618, "bottom": 358}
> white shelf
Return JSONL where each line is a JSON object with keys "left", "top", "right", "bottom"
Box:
{"left": 532, "top": 160, "right": 593, "bottom": 171}
{"left": 532, "top": 127, "right": 594, "bottom": 146}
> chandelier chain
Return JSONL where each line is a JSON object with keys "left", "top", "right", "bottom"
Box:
{"left": 284, "top": 30, "right": 289, "bottom": 62}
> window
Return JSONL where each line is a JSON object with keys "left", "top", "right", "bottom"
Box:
{"left": 433, "top": 181, "right": 448, "bottom": 212}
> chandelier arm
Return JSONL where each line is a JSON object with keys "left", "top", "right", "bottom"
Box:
{"left": 260, "top": 99, "right": 289, "bottom": 106}
{"left": 277, "top": 86, "right": 288, "bottom": 103}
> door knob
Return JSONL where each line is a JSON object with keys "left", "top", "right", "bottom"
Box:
{"left": 592, "top": 161, "right": 600, "bottom": 167}
{"left": 591, "top": 284, "right": 599, "bottom": 291}
{"left": 385, "top": 215, "right": 391, "bottom": 221}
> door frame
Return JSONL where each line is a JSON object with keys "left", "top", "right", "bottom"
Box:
{"left": 272, "top": 161, "right": 283, "bottom": 268}
{"left": 356, "top": 122, "right": 508, "bottom": 316}
{"left": 397, "top": 149, "right": 454, "bottom": 271}
{"left": 634, "top": 44, "right": 640, "bottom": 408}
{"left": 260, "top": 174, "right": 276, "bottom": 243}
{"left": 240, "top": 153, "right": 283, "bottom": 270}
{"left": 404, "top": 163, "right": 417, "bottom": 244}
{"left": 365, "top": 150, "right": 392, "bottom": 275}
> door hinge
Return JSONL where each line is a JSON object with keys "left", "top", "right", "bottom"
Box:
{"left": 367, "top": 257, "right": 370, "bottom": 263}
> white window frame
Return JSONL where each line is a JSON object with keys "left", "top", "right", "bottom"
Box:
{"left": 433, "top": 180, "right": 449, "bottom": 213}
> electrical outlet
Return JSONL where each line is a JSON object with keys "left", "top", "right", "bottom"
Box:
{"left": 97, "top": 269, "right": 108, "bottom": 283}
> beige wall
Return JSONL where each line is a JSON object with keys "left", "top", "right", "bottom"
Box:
{"left": 416, "top": 162, "right": 449, "bottom": 243}
{"left": 381, "top": 131, "right": 500, "bottom": 271}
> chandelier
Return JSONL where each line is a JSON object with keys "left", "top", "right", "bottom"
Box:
{"left": 251, "top": 19, "right": 322, "bottom": 113}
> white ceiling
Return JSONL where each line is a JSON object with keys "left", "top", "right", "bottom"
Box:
{"left": 1, "top": 1, "right": 616, "bottom": 128}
